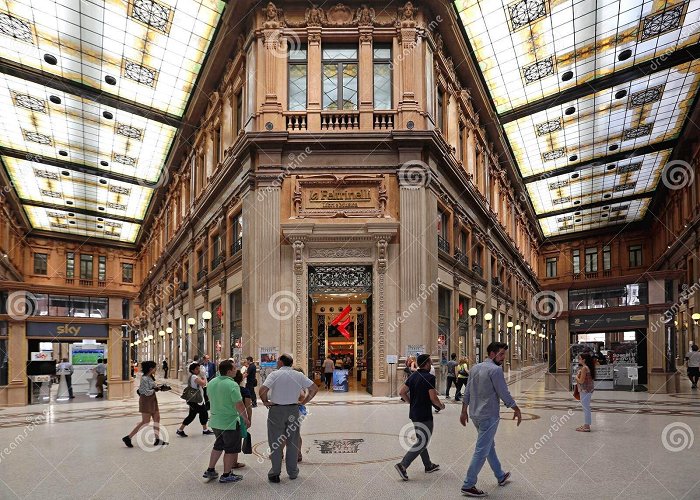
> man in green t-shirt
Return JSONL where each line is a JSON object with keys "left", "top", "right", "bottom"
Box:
{"left": 202, "top": 360, "right": 250, "bottom": 484}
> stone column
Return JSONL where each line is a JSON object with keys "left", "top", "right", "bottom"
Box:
{"left": 306, "top": 28, "right": 322, "bottom": 130}
{"left": 242, "top": 170, "right": 282, "bottom": 361}
{"left": 260, "top": 27, "right": 284, "bottom": 129}
{"left": 358, "top": 27, "right": 374, "bottom": 131}
{"left": 396, "top": 3, "right": 419, "bottom": 127}
{"left": 398, "top": 163, "right": 438, "bottom": 358}
{"left": 292, "top": 239, "right": 306, "bottom": 367}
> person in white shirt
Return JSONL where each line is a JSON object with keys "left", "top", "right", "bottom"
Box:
{"left": 56, "top": 357, "right": 75, "bottom": 399}
{"left": 259, "top": 354, "right": 318, "bottom": 483}
{"left": 685, "top": 345, "right": 700, "bottom": 389}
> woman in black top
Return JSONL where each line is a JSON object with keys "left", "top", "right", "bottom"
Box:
{"left": 233, "top": 370, "right": 253, "bottom": 469}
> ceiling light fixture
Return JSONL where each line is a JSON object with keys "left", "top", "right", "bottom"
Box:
{"left": 43, "top": 54, "right": 58, "bottom": 65}
{"left": 49, "top": 95, "right": 61, "bottom": 104}
{"left": 104, "top": 75, "right": 117, "bottom": 85}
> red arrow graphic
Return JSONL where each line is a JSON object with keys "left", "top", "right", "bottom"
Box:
{"left": 331, "top": 305, "right": 352, "bottom": 339}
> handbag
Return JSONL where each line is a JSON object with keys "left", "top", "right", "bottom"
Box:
{"left": 181, "top": 377, "right": 204, "bottom": 405}
{"left": 458, "top": 364, "right": 468, "bottom": 377}
{"left": 573, "top": 384, "right": 580, "bottom": 401}
{"left": 242, "top": 433, "right": 252, "bottom": 454}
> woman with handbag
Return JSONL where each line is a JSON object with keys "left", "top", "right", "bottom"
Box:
{"left": 233, "top": 369, "right": 254, "bottom": 467}
{"left": 575, "top": 353, "right": 595, "bottom": 432}
{"left": 454, "top": 357, "right": 470, "bottom": 402}
{"left": 122, "top": 360, "right": 169, "bottom": 447}
{"left": 176, "top": 362, "right": 213, "bottom": 437}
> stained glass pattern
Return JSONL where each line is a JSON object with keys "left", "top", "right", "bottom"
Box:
{"left": 539, "top": 198, "right": 651, "bottom": 237}
{"left": 25, "top": 205, "right": 141, "bottom": 242}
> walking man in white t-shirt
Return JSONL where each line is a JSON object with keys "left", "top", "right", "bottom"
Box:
{"left": 685, "top": 345, "right": 700, "bottom": 389}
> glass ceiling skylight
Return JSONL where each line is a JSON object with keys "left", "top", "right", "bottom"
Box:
{"left": 0, "top": 0, "right": 225, "bottom": 116}
{"left": 505, "top": 61, "right": 700, "bottom": 177}
{"left": 455, "top": 0, "right": 700, "bottom": 114}
{"left": 455, "top": 0, "right": 700, "bottom": 237}
{"left": 4, "top": 156, "right": 153, "bottom": 221}
{"left": 24, "top": 204, "right": 141, "bottom": 242}
{"left": 539, "top": 198, "right": 651, "bottom": 237}
{"left": 0, "top": 72, "right": 176, "bottom": 183}
{"left": 0, "top": 0, "right": 225, "bottom": 243}
{"left": 527, "top": 150, "right": 670, "bottom": 214}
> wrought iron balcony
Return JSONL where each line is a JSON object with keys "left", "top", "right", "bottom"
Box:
{"left": 197, "top": 269, "right": 207, "bottom": 281}
{"left": 472, "top": 264, "right": 483, "bottom": 277}
{"left": 492, "top": 277, "right": 502, "bottom": 288}
{"left": 454, "top": 250, "right": 469, "bottom": 268}
{"left": 211, "top": 255, "right": 223, "bottom": 270}
{"left": 437, "top": 235, "right": 450, "bottom": 253}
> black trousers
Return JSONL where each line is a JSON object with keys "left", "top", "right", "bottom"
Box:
{"left": 455, "top": 377, "right": 467, "bottom": 399}
{"left": 203, "top": 386, "right": 210, "bottom": 410}
{"left": 246, "top": 382, "right": 257, "bottom": 406}
{"left": 324, "top": 372, "right": 333, "bottom": 388}
{"left": 182, "top": 402, "right": 208, "bottom": 426}
{"left": 445, "top": 376, "right": 456, "bottom": 397}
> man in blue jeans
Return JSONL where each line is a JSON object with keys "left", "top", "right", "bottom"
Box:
{"left": 459, "top": 342, "right": 521, "bottom": 497}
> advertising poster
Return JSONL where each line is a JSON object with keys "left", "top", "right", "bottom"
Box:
{"left": 259, "top": 347, "right": 279, "bottom": 368}
{"left": 332, "top": 368, "right": 349, "bottom": 392}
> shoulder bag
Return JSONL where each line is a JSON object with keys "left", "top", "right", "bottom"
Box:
{"left": 573, "top": 384, "right": 580, "bottom": 401}
{"left": 181, "top": 376, "right": 204, "bottom": 404}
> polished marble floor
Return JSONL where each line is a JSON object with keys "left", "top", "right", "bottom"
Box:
{"left": 0, "top": 366, "right": 698, "bottom": 500}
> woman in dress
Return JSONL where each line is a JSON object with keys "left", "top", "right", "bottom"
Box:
{"left": 575, "top": 352, "right": 595, "bottom": 432}
{"left": 176, "top": 362, "right": 213, "bottom": 437}
{"left": 122, "top": 360, "right": 169, "bottom": 447}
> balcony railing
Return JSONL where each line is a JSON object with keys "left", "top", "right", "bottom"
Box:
{"left": 585, "top": 272, "right": 598, "bottom": 279}
{"left": 373, "top": 111, "right": 395, "bottom": 130}
{"left": 79, "top": 279, "right": 93, "bottom": 287}
{"left": 437, "top": 235, "right": 450, "bottom": 253}
{"left": 211, "top": 255, "right": 223, "bottom": 270}
{"left": 231, "top": 237, "right": 242, "bottom": 256}
{"left": 285, "top": 112, "right": 307, "bottom": 131}
{"left": 321, "top": 111, "right": 360, "bottom": 130}
{"left": 65, "top": 278, "right": 74, "bottom": 285}
{"left": 472, "top": 264, "right": 483, "bottom": 277}
{"left": 197, "top": 269, "right": 207, "bottom": 281}
{"left": 454, "top": 250, "right": 469, "bottom": 268}
{"left": 492, "top": 277, "right": 502, "bottom": 288}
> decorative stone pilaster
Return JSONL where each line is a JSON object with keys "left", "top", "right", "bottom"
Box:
{"left": 292, "top": 239, "right": 305, "bottom": 365}
{"left": 376, "top": 237, "right": 388, "bottom": 380}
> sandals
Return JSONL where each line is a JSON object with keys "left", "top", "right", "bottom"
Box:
{"left": 576, "top": 426, "right": 591, "bottom": 432}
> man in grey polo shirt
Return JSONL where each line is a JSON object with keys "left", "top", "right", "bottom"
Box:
{"left": 459, "top": 342, "right": 521, "bottom": 497}
{"left": 259, "top": 353, "right": 318, "bottom": 483}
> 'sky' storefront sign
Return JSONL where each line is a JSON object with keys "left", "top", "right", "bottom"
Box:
{"left": 26, "top": 322, "right": 109, "bottom": 338}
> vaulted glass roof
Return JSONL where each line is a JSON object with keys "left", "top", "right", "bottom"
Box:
{"left": 0, "top": 0, "right": 225, "bottom": 243}
{"left": 455, "top": 0, "right": 700, "bottom": 237}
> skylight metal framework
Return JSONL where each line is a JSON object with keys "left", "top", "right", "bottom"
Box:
{"left": 0, "top": 0, "right": 226, "bottom": 243}
{"left": 454, "top": 0, "right": 700, "bottom": 238}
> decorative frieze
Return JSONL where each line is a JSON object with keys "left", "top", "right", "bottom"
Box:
{"left": 309, "top": 247, "right": 372, "bottom": 259}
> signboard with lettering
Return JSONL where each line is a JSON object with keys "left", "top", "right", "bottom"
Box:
{"left": 26, "top": 322, "right": 109, "bottom": 338}
{"left": 295, "top": 174, "right": 387, "bottom": 218}
{"left": 569, "top": 312, "right": 647, "bottom": 332}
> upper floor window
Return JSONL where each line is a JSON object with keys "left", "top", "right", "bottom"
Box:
{"left": 80, "top": 254, "right": 93, "bottom": 280}
{"left": 122, "top": 263, "right": 134, "bottom": 283}
{"left": 458, "top": 230, "right": 467, "bottom": 255}
{"left": 322, "top": 45, "right": 358, "bottom": 110}
{"left": 34, "top": 253, "right": 47, "bottom": 275}
{"left": 235, "top": 91, "right": 243, "bottom": 134}
{"left": 98, "top": 255, "right": 106, "bottom": 281}
{"left": 572, "top": 249, "right": 580, "bottom": 274}
{"left": 197, "top": 249, "right": 206, "bottom": 272}
{"left": 629, "top": 245, "right": 642, "bottom": 267}
{"left": 584, "top": 247, "right": 598, "bottom": 273}
{"left": 373, "top": 43, "right": 392, "bottom": 109}
{"left": 212, "top": 234, "right": 221, "bottom": 264}
{"left": 288, "top": 43, "right": 307, "bottom": 111}
{"left": 231, "top": 213, "right": 243, "bottom": 254}
{"left": 66, "top": 252, "right": 75, "bottom": 279}
{"left": 437, "top": 88, "right": 445, "bottom": 131}
{"left": 546, "top": 257, "right": 557, "bottom": 278}
{"left": 437, "top": 209, "right": 449, "bottom": 240}
{"left": 603, "top": 245, "right": 611, "bottom": 270}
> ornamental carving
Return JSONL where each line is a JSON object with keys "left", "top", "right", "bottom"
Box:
{"left": 326, "top": 3, "right": 354, "bottom": 25}
{"left": 309, "top": 247, "right": 371, "bottom": 259}
{"left": 355, "top": 5, "right": 375, "bottom": 26}
{"left": 305, "top": 4, "right": 326, "bottom": 26}
{"left": 263, "top": 1, "right": 284, "bottom": 29}
{"left": 308, "top": 265, "right": 373, "bottom": 293}
{"left": 398, "top": 1, "right": 416, "bottom": 27}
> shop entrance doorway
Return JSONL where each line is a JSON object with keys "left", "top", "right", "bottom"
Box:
{"left": 27, "top": 339, "right": 107, "bottom": 404}
{"left": 306, "top": 265, "right": 374, "bottom": 395}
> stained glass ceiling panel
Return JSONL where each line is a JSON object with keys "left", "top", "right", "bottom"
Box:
{"left": 505, "top": 61, "right": 700, "bottom": 177}
{"left": 4, "top": 156, "right": 153, "bottom": 220}
{"left": 527, "top": 150, "right": 670, "bottom": 214}
{"left": 454, "top": 0, "right": 700, "bottom": 114}
{"left": 0, "top": 72, "right": 175, "bottom": 183}
{"left": 24, "top": 205, "right": 141, "bottom": 242}
{"left": 0, "top": 0, "right": 225, "bottom": 116}
{"left": 539, "top": 198, "right": 651, "bottom": 237}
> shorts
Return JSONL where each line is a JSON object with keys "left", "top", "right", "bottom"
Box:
{"left": 213, "top": 426, "right": 241, "bottom": 454}
{"left": 688, "top": 367, "right": 700, "bottom": 377}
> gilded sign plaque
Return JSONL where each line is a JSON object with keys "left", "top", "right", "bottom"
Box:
{"left": 294, "top": 174, "right": 387, "bottom": 218}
